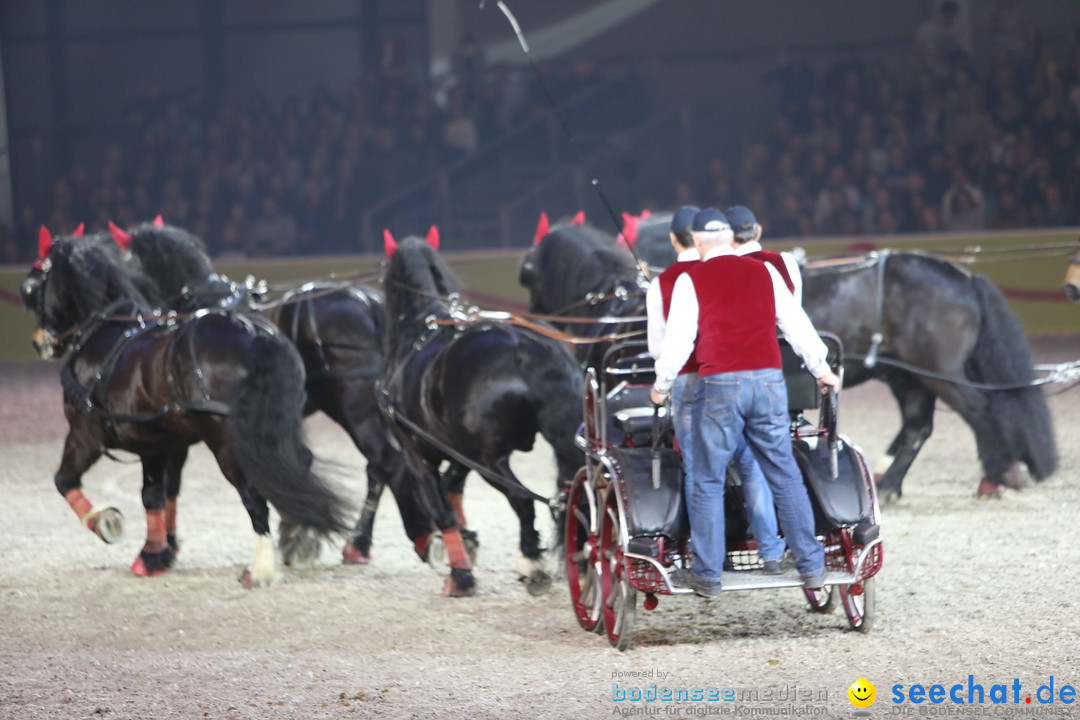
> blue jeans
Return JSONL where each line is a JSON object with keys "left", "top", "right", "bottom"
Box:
{"left": 690, "top": 369, "right": 825, "bottom": 582}
{"left": 670, "top": 373, "right": 699, "bottom": 505}
{"left": 674, "top": 374, "right": 786, "bottom": 564}
{"left": 732, "top": 439, "right": 787, "bottom": 563}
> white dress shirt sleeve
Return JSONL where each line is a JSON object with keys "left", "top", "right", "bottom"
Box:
{"left": 768, "top": 264, "right": 830, "bottom": 378}
{"left": 646, "top": 277, "right": 666, "bottom": 359}
{"left": 781, "top": 251, "right": 804, "bottom": 306}
{"left": 652, "top": 273, "right": 699, "bottom": 394}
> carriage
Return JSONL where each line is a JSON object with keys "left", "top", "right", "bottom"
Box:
{"left": 563, "top": 337, "right": 883, "bottom": 650}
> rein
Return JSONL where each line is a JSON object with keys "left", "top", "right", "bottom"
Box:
{"left": 375, "top": 384, "right": 559, "bottom": 509}
{"left": 428, "top": 310, "right": 645, "bottom": 346}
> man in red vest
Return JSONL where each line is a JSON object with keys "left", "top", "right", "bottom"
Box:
{"left": 650, "top": 208, "right": 840, "bottom": 597}
{"left": 647, "top": 206, "right": 788, "bottom": 576}
{"left": 727, "top": 205, "right": 803, "bottom": 305}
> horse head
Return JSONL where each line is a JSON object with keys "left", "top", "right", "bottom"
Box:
{"left": 112, "top": 219, "right": 234, "bottom": 310}
{"left": 381, "top": 227, "right": 456, "bottom": 329}
{"left": 27, "top": 234, "right": 155, "bottom": 359}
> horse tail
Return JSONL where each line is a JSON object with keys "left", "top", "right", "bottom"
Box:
{"left": 229, "top": 334, "right": 353, "bottom": 534}
{"left": 969, "top": 275, "right": 1058, "bottom": 481}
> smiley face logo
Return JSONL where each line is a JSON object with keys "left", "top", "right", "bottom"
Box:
{"left": 848, "top": 678, "right": 876, "bottom": 708}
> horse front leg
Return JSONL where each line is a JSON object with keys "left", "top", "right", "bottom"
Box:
{"left": 163, "top": 447, "right": 188, "bottom": 555}
{"left": 132, "top": 453, "right": 176, "bottom": 577}
{"left": 409, "top": 459, "right": 475, "bottom": 597}
{"left": 55, "top": 425, "right": 123, "bottom": 544}
{"left": 442, "top": 461, "right": 479, "bottom": 563}
{"left": 874, "top": 374, "right": 936, "bottom": 504}
{"left": 492, "top": 458, "right": 551, "bottom": 596}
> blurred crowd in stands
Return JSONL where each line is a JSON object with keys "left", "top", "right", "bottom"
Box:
{"left": 3, "top": 47, "right": 613, "bottom": 262}
{"left": 679, "top": 1, "right": 1080, "bottom": 240}
{"left": 4, "top": 1, "right": 1078, "bottom": 264}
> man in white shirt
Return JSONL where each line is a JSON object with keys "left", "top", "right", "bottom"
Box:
{"left": 650, "top": 208, "right": 840, "bottom": 597}
{"left": 647, "top": 206, "right": 789, "bottom": 576}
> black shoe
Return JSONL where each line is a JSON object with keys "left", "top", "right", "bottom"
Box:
{"left": 801, "top": 570, "right": 827, "bottom": 590}
{"left": 761, "top": 560, "right": 784, "bottom": 575}
{"left": 669, "top": 567, "right": 692, "bottom": 587}
{"left": 761, "top": 556, "right": 795, "bottom": 575}
{"left": 687, "top": 574, "right": 723, "bottom": 598}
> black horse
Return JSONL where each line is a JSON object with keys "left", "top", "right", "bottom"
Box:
{"left": 23, "top": 234, "right": 352, "bottom": 586}
{"left": 518, "top": 218, "right": 649, "bottom": 368}
{"left": 100, "top": 220, "right": 435, "bottom": 568}
{"left": 800, "top": 251, "right": 1057, "bottom": 500}
{"left": 380, "top": 230, "right": 585, "bottom": 595}
{"left": 518, "top": 227, "right": 1057, "bottom": 501}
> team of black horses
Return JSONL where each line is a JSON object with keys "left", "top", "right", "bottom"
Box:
{"left": 19, "top": 213, "right": 1062, "bottom": 594}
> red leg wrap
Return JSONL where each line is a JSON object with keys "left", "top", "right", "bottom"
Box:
{"left": 442, "top": 528, "right": 472, "bottom": 570}
{"left": 146, "top": 510, "right": 167, "bottom": 546}
{"left": 448, "top": 493, "right": 467, "bottom": 529}
{"left": 413, "top": 533, "right": 431, "bottom": 560}
{"left": 164, "top": 498, "right": 178, "bottom": 535}
{"left": 64, "top": 489, "right": 94, "bottom": 526}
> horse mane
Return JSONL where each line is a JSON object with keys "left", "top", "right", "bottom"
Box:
{"left": 42, "top": 236, "right": 159, "bottom": 329}
{"left": 126, "top": 222, "right": 216, "bottom": 301}
{"left": 532, "top": 225, "right": 640, "bottom": 312}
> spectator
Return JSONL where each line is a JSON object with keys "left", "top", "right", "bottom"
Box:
{"left": 914, "top": 1, "right": 971, "bottom": 88}
{"left": 941, "top": 173, "right": 988, "bottom": 231}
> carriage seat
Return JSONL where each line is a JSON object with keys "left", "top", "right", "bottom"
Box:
{"left": 781, "top": 338, "right": 820, "bottom": 412}
{"left": 792, "top": 436, "right": 877, "bottom": 537}
{"left": 612, "top": 405, "right": 672, "bottom": 448}
{"left": 608, "top": 446, "right": 689, "bottom": 556}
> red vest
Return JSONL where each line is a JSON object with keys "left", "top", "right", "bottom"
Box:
{"left": 745, "top": 249, "right": 795, "bottom": 295}
{"left": 658, "top": 260, "right": 700, "bottom": 375}
{"left": 688, "top": 255, "right": 781, "bottom": 376}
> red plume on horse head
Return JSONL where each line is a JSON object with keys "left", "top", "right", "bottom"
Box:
{"left": 426, "top": 225, "right": 440, "bottom": 251}
{"left": 571, "top": 210, "right": 585, "bottom": 225}
{"left": 383, "top": 229, "right": 399, "bottom": 258}
{"left": 108, "top": 220, "right": 133, "bottom": 252}
{"left": 153, "top": 214, "right": 164, "bottom": 226}
{"left": 619, "top": 212, "right": 641, "bottom": 248}
{"left": 36, "top": 226, "right": 53, "bottom": 269}
{"left": 534, "top": 212, "right": 550, "bottom": 245}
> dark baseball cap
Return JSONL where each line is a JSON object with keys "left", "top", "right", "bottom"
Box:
{"left": 725, "top": 205, "right": 758, "bottom": 240}
{"left": 691, "top": 208, "right": 730, "bottom": 232}
{"left": 670, "top": 205, "right": 700, "bottom": 235}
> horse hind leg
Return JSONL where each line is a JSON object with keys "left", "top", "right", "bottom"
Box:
{"left": 875, "top": 375, "right": 936, "bottom": 505}
{"left": 491, "top": 458, "right": 552, "bottom": 596}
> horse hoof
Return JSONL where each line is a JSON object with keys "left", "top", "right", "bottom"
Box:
{"left": 443, "top": 574, "right": 476, "bottom": 597}
{"left": 88, "top": 507, "right": 125, "bottom": 544}
{"left": 280, "top": 531, "right": 321, "bottom": 569}
{"left": 522, "top": 568, "right": 553, "bottom": 596}
{"left": 131, "top": 555, "right": 168, "bottom": 578}
{"left": 976, "top": 477, "right": 1006, "bottom": 498}
{"left": 342, "top": 540, "right": 370, "bottom": 565}
{"left": 167, "top": 534, "right": 180, "bottom": 555}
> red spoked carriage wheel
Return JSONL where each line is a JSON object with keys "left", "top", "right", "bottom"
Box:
{"left": 600, "top": 488, "right": 636, "bottom": 651}
{"left": 804, "top": 585, "right": 837, "bottom": 613}
{"left": 839, "top": 578, "right": 876, "bottom": 632}
{"left": 564, "top": 467, "right": 603, "bottom": 633}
